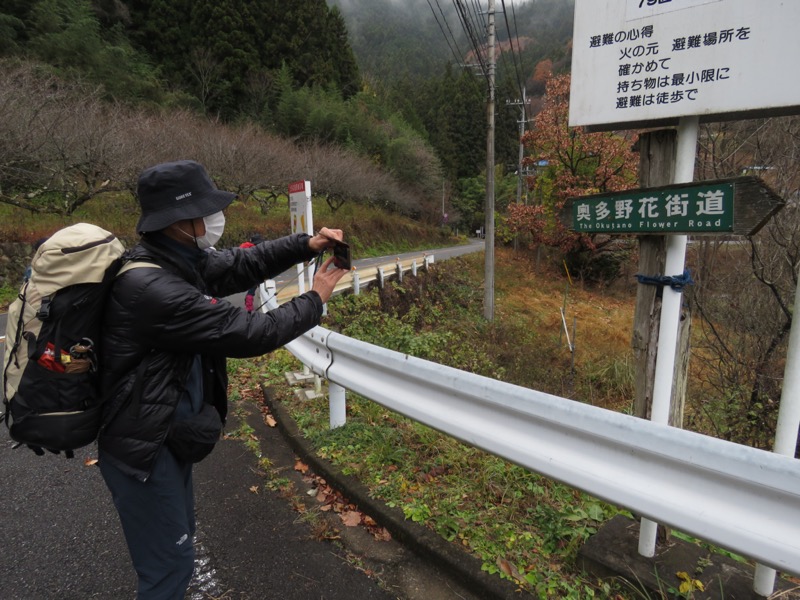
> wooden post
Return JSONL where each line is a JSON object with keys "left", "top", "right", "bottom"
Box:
{"left": 632, "top": 129, "right": 691, "bottom": 427}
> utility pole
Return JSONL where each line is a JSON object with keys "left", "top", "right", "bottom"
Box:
{"left": 483, "top": 0, "right": 496, "bottom": 321}
{"left": 506, "top": 88, "right": 529, "bottom": 205}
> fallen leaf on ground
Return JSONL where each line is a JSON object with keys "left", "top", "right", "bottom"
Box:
{"left": 84, "top": 457, "right": 98, "bottom": 466}
{"left": 265, "top": 415, "right": 277, "bottom": 427}
{"left": 497, "top": 557, "right": 524, "bottom": 582}
{"left": 362, "top": 515, "right": 378, "bottom": 527}
{"left": 340, "top": 511, "right": 361, "bottom": 527}
{"left": 249, "top": 485, "right": 259, "bottom": 494}
{"left": 294, "top": 460, "right": 309, "bottom": 474}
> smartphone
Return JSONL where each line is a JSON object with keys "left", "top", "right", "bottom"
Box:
{"left": 332, "top": 241, "right": 351, "bottom": 270}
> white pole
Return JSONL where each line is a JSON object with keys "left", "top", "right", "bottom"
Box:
{"left": 773, "top": 277, "right": 800, "bottom": 453}
{"left": 296, "top": 263, "right": 305, "bottom": 295}
{"left": 638, "top": 116, "right": 698, "bottom": 557}
{"left": 352, "top": 269, "right": 360, "bottom": 296}
{"left": 329, "top": 383, "right": 346, "bottom": 429}
{"left": 753, "top": 269, "right": 800, "bottom": 595}
{"left": 304, "top": 182, "right": 314, "bottom": 293}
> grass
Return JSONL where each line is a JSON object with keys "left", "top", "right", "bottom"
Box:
{"left": 0, "top": 282, "right": 18, "bottom": 309}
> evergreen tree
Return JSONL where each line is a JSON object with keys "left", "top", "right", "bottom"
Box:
{"left": 129, "top": 0, "right": 190, "bottom": 84}
{"left": 252, "top": 0, "right": 358, "bottom": 96}
{"left": 416, "top": 64, "right": 485, "bottom": 180}
{"left": 28, "top": 0, "right": 105, "bottom": 70}
{"left": 0, "top": 12, "right": 26, "bottom": 54}
{"left": 0, "top": 0, "right": 33, "bottom": 52}
{"left": 187, "top": 0, "right": 258, "bottom": 117}
{"left": 325, "top": 6, "right": 359, "bottom": 97}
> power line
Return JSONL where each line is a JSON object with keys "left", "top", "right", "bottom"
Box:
{"left": 500, "top": 0, "right": 526, "bottom": 101}
{"left": 452, "top": 0, "right": 488, "bottom": 77}
{"left": 467, "top": 0, "right": 493, "bottom": 82}
{"left": 427, "top": 0, "right": 467, "bottom": 67}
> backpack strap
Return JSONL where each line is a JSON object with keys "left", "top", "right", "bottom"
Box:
{"left": 2, "top": 282, "right": 30, "bottom": 426}
{"left": 117, "top": 260, "right": 162, "bottom": 277}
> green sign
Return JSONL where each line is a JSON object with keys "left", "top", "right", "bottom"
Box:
{"left": 572, "top": 182, "right": 734, "bottom": 234}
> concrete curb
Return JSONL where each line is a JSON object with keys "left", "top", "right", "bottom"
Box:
{"left": 260, "top": 383, "right": 522, "bottom": 600}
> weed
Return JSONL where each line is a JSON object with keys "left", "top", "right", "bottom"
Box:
{"left": 0, "top": 281, "right": 19, "bottom": 310}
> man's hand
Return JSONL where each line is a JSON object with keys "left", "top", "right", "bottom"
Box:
{"left": 309, "top": 227, "right": 343, "bottom": 253}
{"left": 312, "top": 256, "right": 347, "bottom": 303}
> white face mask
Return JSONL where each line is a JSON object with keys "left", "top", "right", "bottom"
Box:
{"left": 196, "top": 211, "right": 225, "bottom": 250}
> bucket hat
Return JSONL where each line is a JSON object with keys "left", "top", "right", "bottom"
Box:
{"left": 135, "top": 160, "right": 236, "bottom": 233}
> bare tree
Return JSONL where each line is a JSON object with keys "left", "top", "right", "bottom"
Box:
{"left": 689, "top": 117, "right": 800, "bottom": 449}
{"left": 0, "top": 59, "right": 443, "bottom": 225}
{"left": 0, "top": 61, "right": 134, "bottom": 214}
{"left": 187, "top": 48, "right": 224, "bottom": 114}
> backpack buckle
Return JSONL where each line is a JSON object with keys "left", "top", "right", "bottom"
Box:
{"left": 36, "top": 296, "right": 52, "bottom": 320}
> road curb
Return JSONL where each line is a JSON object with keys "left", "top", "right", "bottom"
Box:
{"left": 260, "top": 383, "right": 521, "bottom": 600}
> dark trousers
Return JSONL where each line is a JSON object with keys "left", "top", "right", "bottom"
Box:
{"left": 100, "top": 447, "right": 195, "bottom": 600}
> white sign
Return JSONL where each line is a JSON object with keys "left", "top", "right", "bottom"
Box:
{"left": 288, "top": 180, "right": 312, "bottom": 235}
{"left": 626, "top": 0, "right": 721, "bottom": 21}
{"left": 570, "top": 0, "right": 800, "bottom": 131}
{"left": 288, "top": 180, "right": 314, "bottom": 294}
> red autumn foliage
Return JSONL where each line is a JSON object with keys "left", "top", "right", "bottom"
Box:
{"left": 509, "top": 73, "right": 639, "bottom": 254}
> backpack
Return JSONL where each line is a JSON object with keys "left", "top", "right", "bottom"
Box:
{"left": 1, "top": 223, "right": 126, "bottom": 458}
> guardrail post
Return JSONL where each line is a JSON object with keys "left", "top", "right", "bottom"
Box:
{"left": 352, "top": 268, "right": 360, "bottom": 295}
{"left": 395, "top": 258, "right": 403, "bottom": 282}
{"left": 377, "top": 267, "right": 385, "bottom": 289}
{"left": 412, "top": 260, "right": 417, "bottom": 277}
{"left": 314, "top": 373, "right": 323, "bottom": 395}
{"left": 329, "top": 382, "right": 346, "bottom": 428}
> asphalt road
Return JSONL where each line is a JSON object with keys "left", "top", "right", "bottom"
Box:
{"left": 228, "top": 237, "right": 485, "bottom": 308}
{"left": 0, "top": 240, "right": 485, "bottom": 600}
{"left": 0, "top": 403, "right": 398, "bottom": 600}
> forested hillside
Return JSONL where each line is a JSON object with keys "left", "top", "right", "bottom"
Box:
{"left": 0, "top": 0, "right": 577, "bottom": 237}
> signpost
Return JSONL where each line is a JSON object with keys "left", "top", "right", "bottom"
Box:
{"left": 569, "top": 1, "right": 799, "bottom": 592}
{"left": 288, "top": 180, "right": 313, "bottom": 293}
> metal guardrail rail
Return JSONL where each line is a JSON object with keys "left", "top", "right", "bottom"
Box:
{"left": 262, "top": 255, "right": 800, "bottom": 577}
{"left": 286, "top": 327, "right": 800, "bottom": 576}
{"left": 272, "top": 256, "right": 431, "bottom": 304}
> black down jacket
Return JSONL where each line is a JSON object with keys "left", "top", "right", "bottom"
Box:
{"left": 98, "top": 233, "right": 323, "bottom": 481}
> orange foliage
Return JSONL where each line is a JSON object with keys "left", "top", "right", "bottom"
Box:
{"left": 532, "top": 59, "right": 552, "bottom": 83}
{"left": 511, "top": 73, "right": 639, "bottom": 253}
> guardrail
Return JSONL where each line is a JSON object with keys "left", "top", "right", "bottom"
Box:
{"left": 284, "top": 327, "right": 800, "bottom": 576}
{"left": 269, "top": 255, "right": 433, "bottom": 305}
{"left": 260, "top": 255, "right": 800, "bottom": 579}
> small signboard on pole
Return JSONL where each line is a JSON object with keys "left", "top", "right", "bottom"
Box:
{"left": 289, "top": 180, "right": 312, "bottom": 235}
